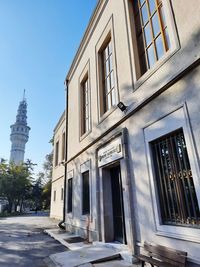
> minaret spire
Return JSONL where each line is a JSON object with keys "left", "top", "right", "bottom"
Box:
{"left": 9, "top": 93, "right": 31, "bottom": 164}
{"left": 23, "top": 89, "right": 26, "bottom": 101}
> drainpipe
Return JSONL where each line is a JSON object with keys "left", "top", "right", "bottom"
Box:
{"left": 58, "top": 79, "right": 69, "bottom": 230}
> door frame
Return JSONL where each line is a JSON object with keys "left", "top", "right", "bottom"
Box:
{"left": 96, "top": 129, "right": 136, "bottom": 252}
{"left": 99, "top": 159, "right": 134, "bottom": 251}
{"left": 104, "top": 163, "right": 127, "bottom": 243}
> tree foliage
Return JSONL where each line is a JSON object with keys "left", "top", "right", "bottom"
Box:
{"left": 32, "top": 151, "right": 53, "bottom": 210}
{"left": 0, "top": 152, "right": 53, "bottom": 213}
{"left": 41, "top": 151, "right": 53, "bottom": 209}
{"left": 0, "top": 160, "right": 34, "bottom": 212}
{"left": 42, "top": 152, "right": 53, "bottom": 184}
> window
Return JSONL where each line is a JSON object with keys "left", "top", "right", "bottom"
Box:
{"left": 53, "top": 190, "right": 56, "bottom": 202}
{"left": 145, "top": 107, "right": 200, "bottom": 241}
{"left": 100, "top": 38, "right": 116, "bottom": 115}
{"left": 81, "top": 76, "right": 90, "bottom": 135}
{"left": 151, "top": 128, "right": 200, "bottom": 227}
{"left": 67, "top": 178, "right": 73, "bottom": 213}
{"left": 62, "top": 132, "right": 65, "bottom": 161}
{"left": 61, "top": 187, "right": 64, "bottom": 201}
{"left": 133, "top": 0, "right": 170, "bottom": 76}
{"left": 55, "top": 141, "right": 59, "bottom": 166}
{"left": 82, "top": 171, "right": 90, "bottom": 215}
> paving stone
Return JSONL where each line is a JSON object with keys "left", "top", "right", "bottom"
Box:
{"left": 50, "top": 245, "right": 120, "bottom": 267}
{"left": 78, "top": 263, "right": 93, "bottom": 267}
{"left": 93, "top": 259, "right": 134, "bottom": 267}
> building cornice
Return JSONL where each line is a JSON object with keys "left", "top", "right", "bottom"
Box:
{"left": 65, "top": 0, "right": 108, "bottom": 82}
{"left": 51, "top": 174, "right": 65, "bottom": 184}
{"left": 66, "top": 57, "right": 200, "bottom": 163}
{"left": 54, "top": 110, "right": 66, "bottom": 133}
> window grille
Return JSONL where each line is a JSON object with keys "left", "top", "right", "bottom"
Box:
{"left": 151, "top": 128, "right": 200, "bottom": 227}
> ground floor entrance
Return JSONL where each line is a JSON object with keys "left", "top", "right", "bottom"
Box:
{"left": 110, "top": 165, "right": 127, "bottom": 244}
{"left": 101, "top": 163, "right": 127, "bottom": 244}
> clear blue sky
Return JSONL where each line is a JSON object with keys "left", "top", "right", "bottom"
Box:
{"left": 0, "top": 0, "right": 97, "bottom": 174}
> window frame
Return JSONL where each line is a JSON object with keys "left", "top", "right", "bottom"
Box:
{"left": 61, "top": 187, "right": 64, "bottom": 201}
{"left": 62, "top": 131, "right": 65, "bottom": 161}
{"left": 55, "top": 140, "right": 59, "bottom": 167}
{"left": 144, "top": 106, "right": 200, "bottom": 243}
{"left": 67, "top": 170, "right": 74, "bottom": 216}
{"left": 150, "top": 128, "right": 200, "bottom": 227}
{"left": 82, "top": 170, "right": 90, "bottom": 215}
{"left": 95, "top": 16, "right": 119, "bottom": 123}
{"left": 80, "top": 160, "right": 92, "bottom": 220}
{"left": 81, "top": 75, "right": 90, "bottom": 136}
{"left": 53, "top": 190, "right": 56, "bottom": 202}
{"left": 79, "top": 61, "right": 92, "bottom": 141}
{"left": 67, "top": 178, "right": 73, "bottom": 213}
{"left": 133, "top": 0, "right": 171, "bottom": 75}
{"left": 99, "top": 38, "right": 116, "bottom": 115}
{"left": 124, "top": 0, "right": 179, "bottom": 88}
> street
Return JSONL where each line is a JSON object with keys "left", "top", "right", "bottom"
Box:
{"left": 0, "top": 213, "right": 67, "bottom": 267}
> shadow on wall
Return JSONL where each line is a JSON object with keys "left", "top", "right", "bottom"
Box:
{"left": 66, "top": 27, "right": 200, "bottom": 263}
{"left": 121, "top": 29, "right": 200, "bottom": 259}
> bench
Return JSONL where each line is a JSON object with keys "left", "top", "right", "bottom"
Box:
{"left": 137, "top": 242, "right": 187, "bottom": 267}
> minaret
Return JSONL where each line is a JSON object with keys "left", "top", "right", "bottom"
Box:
{"left": 10, "top": 90, "right": 30, "bottom": 164}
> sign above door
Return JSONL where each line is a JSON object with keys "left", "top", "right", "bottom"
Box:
{"left": 97, "top": 136, "right": 123, "bottom": 167}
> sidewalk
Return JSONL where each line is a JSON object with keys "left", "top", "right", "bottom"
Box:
{"left": 44, "top": 228, "right": 140, "bottom": 267}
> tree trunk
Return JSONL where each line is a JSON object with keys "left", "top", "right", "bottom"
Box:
{"left": 8, "top": 201, "right": 12, "bottom": 213}
{"left": 20, "top": 199, "right": 24, "bottom": 213}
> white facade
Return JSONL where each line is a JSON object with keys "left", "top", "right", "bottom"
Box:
{"left": 50, "top": 112, "right": 65, "bottom": 220}
{"left": 64, "top": 1, "right": 200, "bottom": 266}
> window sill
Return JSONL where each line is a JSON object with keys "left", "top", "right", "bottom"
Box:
{"left": 80, "top": 129, "right": 92, "bottom": 142}
{"left": 144, "top": 106, "right": 200, "bottom": 245}
{"left": 66, "top": 212, "right": 73, "bottom": 219}
{"left": 81, "top": 214, "right": 90, "bottom": 221}
{"left": 133, "top": 46, "right": 180, "bottom": 91}
{"left": 155, "top": 225, "right": 200, "bottom": 244}
{"left": 54, "top": 162, "right": 65, "bottom": 169}
{"left": 98, "top": 105, "right": 117, "bottom": 124}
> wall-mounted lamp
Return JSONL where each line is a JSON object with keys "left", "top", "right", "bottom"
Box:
{"left": 117, "top": 102, "right": 128, "bottom": 112}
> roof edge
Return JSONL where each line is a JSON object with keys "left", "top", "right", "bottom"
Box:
{"left": 54, "top": 110, "right": 66, "bottom": 133}
{"left": 65, "top": 0, "right": 107, "bottom": 82}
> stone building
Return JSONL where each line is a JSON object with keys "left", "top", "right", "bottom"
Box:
{"left": 50, "top": 111, "right": 65, "bottom": 220}
{"left": 10, "top": 92, "right": 30, "bottom": 164}
{"left": 64, "top": 0, "right": 200, "bottom": 265}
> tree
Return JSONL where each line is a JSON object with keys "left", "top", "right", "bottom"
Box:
{"left": 41, "top": 152, "right": 53, "bottom": 209}
{"left": 0, "top": 160, "right": 34, "bottom": 213}
{"left": 0, "top": 153, "right": 53, "bottom": 213}
{"left": 33, "top": 152, "right": 53, "bottom": 210}
{"left": 42, "top": 179, "right": 52, "bottom": 210}
{"left": 32, "top": 177, "right": 43, "bottom": 211}
{"left": 42, "top": 152, "right": 53, "bottom": 182}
